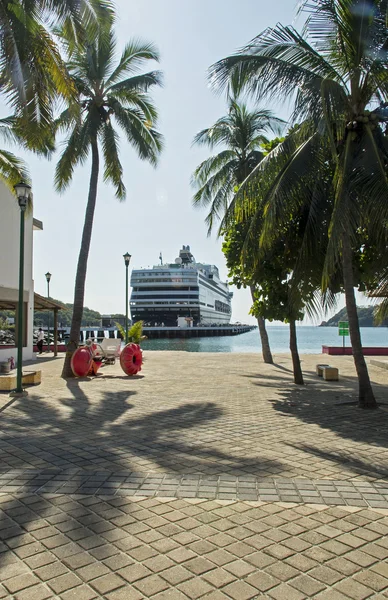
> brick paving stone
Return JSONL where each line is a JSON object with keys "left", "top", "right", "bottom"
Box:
{"left": 333, "top": 578, "right": 375, "bottom": 599}
{"left": 133, "top": 574, "right": 169, "bottom": 596}
{"left": 353, "top": 570, "right": 388, "bottom": 592}
{"left": 269, "top": 583, "right": 308, "bottom": 599}
{"left": 4, "top": 573, "right": 40, "bottom": 593}
{"left": 202, "top": 567, "right": 236, "bottom": 588}
{"left": 160, "top": 565, "right": 194, "bottom": 585}
{"left": 152, "top": 590, "right": 190, "bottom": 600}
{"left": 76, "top": 561, "right": 110, "bottom": 581}
{"left": 35, "top": 561, "right": 69, "bottom": 581}
{"left": 106, "top": 587, "right": 144, "bottom": 600}
{"left": 245, "top": 571, "right": 280, "bottom": 593}
{"left": 89, "top": 573, "right": 126, "bottom": 594}
{"left": 290, "top": 574, "right": 327, "bottom": 596}
{"left": 103, "top": 553, "right": 134, "bottom": 571}
{"left": 47, "top": 573, "right": 83, "bottom": 594}
{"left": 117, "top": 563, "right": 153, "bottom": 583}
{"left": 14, "top": 586, "right": 54, "bottom": 600}
{"left": 178, "top": 577, "right": 214, "bottom": 599}
{"left": 59, "top": 585, "right": 98, "bottom": 600}
{"left": 222, "top": 580, "right": 258, "bottom": 600}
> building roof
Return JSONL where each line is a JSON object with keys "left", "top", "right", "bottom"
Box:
{"left": 33, "top": 218, "right": 43, "bottom": 231}
{"left": 0, "top": 293, "right": 66, "bottom": 311}
{"left": 33, "top": 293, "right": 67, "bottom": 311}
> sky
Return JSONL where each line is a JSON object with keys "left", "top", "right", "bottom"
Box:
{"left": 1, "top": 0, "right": 373, "bottom": 324}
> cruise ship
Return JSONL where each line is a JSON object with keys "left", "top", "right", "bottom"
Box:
{"left": 130, "top": 246, "right": 233, "bottom": 326}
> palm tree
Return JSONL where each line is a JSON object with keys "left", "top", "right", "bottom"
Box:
{"left": 0, "top": 117, "right": 29, "bottom": 187}
{"left": 0, "top": 0, "right": 113, "bottom": 142}
{"left": 56, "top": 27, "right": 163, "bottom": 378}
{"left": 209, "top": 0, "right": 388, "bottom": 408}
{"left": 192, "top": 100, "right": 284, "bottom": 363}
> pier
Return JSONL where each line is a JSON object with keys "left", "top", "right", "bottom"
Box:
{"left": 142, "top": 324, "right": 256, "bottom": 338}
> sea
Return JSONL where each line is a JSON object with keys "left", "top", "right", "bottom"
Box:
{"left": 141, "top": 326, "right": 388, "bottom": 353}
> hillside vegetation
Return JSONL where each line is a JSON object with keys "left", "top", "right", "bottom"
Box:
{"left": 0, "top": 302, "right": 125, "bottom": 328}
{"left": 320, "top": 306, "right": 388, "bottom": 327}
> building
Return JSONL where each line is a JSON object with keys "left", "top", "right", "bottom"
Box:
{"left": 0, "top": 182, "right": 42, "bottom": 363}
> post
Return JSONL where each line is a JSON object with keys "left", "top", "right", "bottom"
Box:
{"left": 54, "top": 308, "right": 58, "bottom": 357}
{"left": 47, "top": 279, "right": 50, "bottom": 351}
{"left": 45, "top": 272, "right": 52, "bottom": 353}
{"left": 16, "top": 207, "right": 25, "bottom": 393}
{"left": 12, "top": 182, "right": 31, "bottom": 395}
{"left": 125, "top": 264, "right": 129, "bottom": 344}
{"left": 123, "top": 253, "right": 131, "bottom": 345}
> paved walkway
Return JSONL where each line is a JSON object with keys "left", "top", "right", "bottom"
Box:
{"left": 0, "top": 351, "right": 387, "bottom": 598}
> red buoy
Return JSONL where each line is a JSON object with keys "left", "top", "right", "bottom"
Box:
{"left": 70, "top": 347, "right": 93, "bottom": 377}
{"left": 120, "top": 343, "right": 143, "bottom": 376}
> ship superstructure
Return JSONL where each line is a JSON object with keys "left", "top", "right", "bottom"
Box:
{"left": 130, "top": 246, "right": 233, "bottom": 326}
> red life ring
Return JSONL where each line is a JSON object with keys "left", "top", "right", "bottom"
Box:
{"left": 120, "top": 343, "right": 143, "bottom": 375}
{"left": 70, "top": 347, "right": 93, "bottom": 377}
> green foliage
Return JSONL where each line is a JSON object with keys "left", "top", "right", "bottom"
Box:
{"left": 322, "top": 306, "right": 388, "bottom": 328}
{"left": 192, "top": 100, "right": 284, "bottom": 235}
{"left": 0, "top": 317, "right": 12, "bottom": 330}
{"left": 210, "top": 0, "right": 388, "bottom": 286}
{"left": 33, "top": 301, "right": 101, "bottom": 328}
{"left": 115, "top": 320, "right": 146, "bottom": 344}
{"left": 0, "top": 0, "right": 113, "bottom": 140}
{"left": 54, "top": 27, "right": 163, "bottom": 200}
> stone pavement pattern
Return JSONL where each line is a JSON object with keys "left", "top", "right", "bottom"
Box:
{"left": 0, "top": 353, "right": 387, "bottom": 483}
{"left": 1, "top": 493, "right": 388, "bottom": 599}
{"left": 0, "top": 351, "right": 387, "bottom": 598}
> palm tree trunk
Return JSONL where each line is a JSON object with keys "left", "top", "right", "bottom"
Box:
{"left": 289, "top": 319, "right": 304, "bottom": 384}
{"left": 250, "top": 286, "right": 273, "bottom": 363}
{"left": 342, "top": 234, "right": 376, "bottom": 409}
{"left": 61, "top": 140, "right": 99, "bottom": 378}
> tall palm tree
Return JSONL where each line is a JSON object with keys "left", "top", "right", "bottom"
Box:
{"left": 0, "top": 0, "right": 113, "bottom": 143}
{"left": 192, "top": 100, "right": 284, "bottom": 363}
{"left": 56, "top": 27, "right": 163, "bottom": 378}
{"left": 209, "top": 0, "right": 388, "bottom": 408}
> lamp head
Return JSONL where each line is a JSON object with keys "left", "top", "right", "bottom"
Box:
{"left": 45, "top": 272, "right": 52, "bottom": 283}
{"left": 123, "top": 252, "right": 131, "bottom": 266}
{"left": 14, "top": 181, "right": 31, "bottom": 210}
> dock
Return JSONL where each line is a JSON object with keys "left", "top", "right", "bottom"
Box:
{"left": 142, "top": 325, "right": 256, "bottom": 339}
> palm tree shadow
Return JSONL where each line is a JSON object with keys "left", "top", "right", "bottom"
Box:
{"left": 272, "top": 363, "right": 293, "bottom": 373}
{"left": 270, "top": 373, "right": 388, "bottom": 479}
{"left": 0, "top": 391, "right": 283, "bottom": 477}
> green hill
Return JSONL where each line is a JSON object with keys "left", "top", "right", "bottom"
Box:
{"left": 320, "top": 306, "right": 388, "bottom": 327}
{"left": 1, "top": 301, "right": 125, "bottom": 328}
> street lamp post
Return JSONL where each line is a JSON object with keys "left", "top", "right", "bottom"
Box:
{"left": 13, "top": 181, "right": 31, "bottom": 395}
{"left": 45, "top": 272, "right": 51, "bottom": 352}
{"left": 123, "top": 253, "right": 131, "bottom": 345}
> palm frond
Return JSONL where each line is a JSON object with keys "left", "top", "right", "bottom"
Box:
{"left": 209, "top": 23, "right": 345, "bottom": 102}
{"left": 0, "top": 149, "right": 30, "bottom": 189}
{"left": 100, "top": 121, "right": 126, "bottom": 200}
{"left": 107, "top": 71, "right": 163, "bottom": 95}
{"left": 113, "top": 102, "right": 163, "bottom": 165}
{"left": 106, "top": 40, "right": 160, "bottom": 87}
{"left": 54, "top": 116, "right": 93, "bottom": 192}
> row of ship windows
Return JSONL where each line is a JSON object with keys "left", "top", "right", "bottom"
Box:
{"left": 130, "top": 300, "right": 231, "bottom": 313}
{"left": 131, "top": 294, "right": 198, "bottom": 299}
{"left": 132, "top": 287, "right": 199, "bottom": 293}
{"left": 215, "top": 300, "right": 232, "bottom": 314}
{"left": 131, "top": 301, "right": 200, "bottom": 305}
{"left": 132, "top": 277, "right": 197, "bottom": 282}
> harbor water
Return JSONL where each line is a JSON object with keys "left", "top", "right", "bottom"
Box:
{"left": 141, "top": 325, "right": 388, "bottom": 353}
